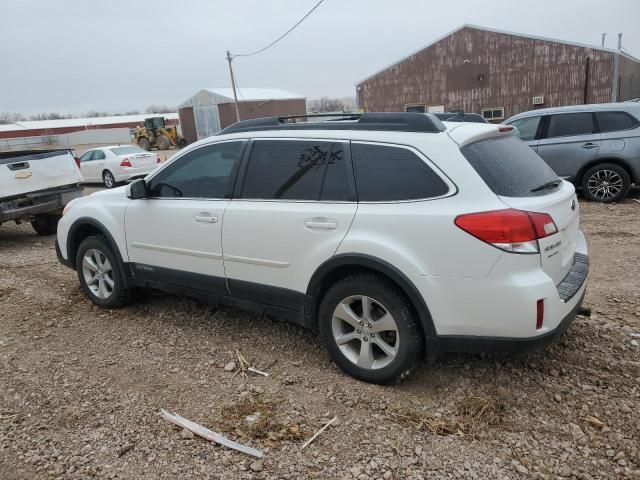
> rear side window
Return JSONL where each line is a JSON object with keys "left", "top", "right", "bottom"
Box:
{"left": 461, "top": 136, "right": 559, "bottom": 197}
{"left": 352, "top": 143, "right": 448, "bottom": 201}
{"left": 242, "top": 140, "right": 350, "bottom": 201}
{"left": 546, "top": 113, "right": 595, "bottom": 138}
{"left": 509, "top": 116, "right": 541, "bottom": 141}
{"left": 596, "top": 111, "right": 639, "bottom": 133}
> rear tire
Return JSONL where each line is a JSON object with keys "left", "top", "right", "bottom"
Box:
{"left": 157, "top": 135, "right": 171, "bottom": 150}
{"left": 138, "top": 137, "right": 152, "bottom": 151}
{"left": 177, "top": 137, "right": 187, "bottom": 148}
{"left": 318, "top": 273, "right": 423, "bottom": 384}
{"left": 31, "top": 213, "right": 60, "bottom": 236}
{"left": 75, "top": 235, "right": 130, "bottom": 308}
{"left": 581, "top": 163, "right": 630, "bottom": 203}
{"left": 102, "top": 170, "right": 116, "bottom": 189}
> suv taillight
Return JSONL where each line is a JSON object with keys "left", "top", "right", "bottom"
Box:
{"left": 120, "top": 158, "right": 132, "bottom": 167}
{"left": 74, "top": 157, "right": 80, "bottom": 168}
{"left": 454, "top": 209, "right": 558, "bottom": 254}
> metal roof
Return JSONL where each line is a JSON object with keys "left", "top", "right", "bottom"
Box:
{"left": 204, "top": 87, "right": 305, "bottom": 102}
{"left": 179, "top": 88, "right": 305, "bottom": 108}
{"left": 356, "top": 24, "right": 640, "bottom": 86}
{"left": 0, "top": 113, "right": 179, "bottom": 133}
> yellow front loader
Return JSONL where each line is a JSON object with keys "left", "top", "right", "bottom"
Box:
{"left": 132, "top": 117, "right": 187, "bottom": 151}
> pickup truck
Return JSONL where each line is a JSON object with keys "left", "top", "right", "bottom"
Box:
{"left": 0, "top": 149, "right": 84, "bottom": 235}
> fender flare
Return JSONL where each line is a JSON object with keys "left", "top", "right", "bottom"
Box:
{"left": 306, "top": 253, "right": 437, "bottom": 337}
{"left": 67, "top": 217, "right": 129, "bottom": 282}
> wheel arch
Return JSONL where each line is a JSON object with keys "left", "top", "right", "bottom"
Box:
{"left": 576, "top": 157, "right": 636, "bottom": 185}
{"left": 67, "top": 217, "right": 128, "bottom": 282}
{"left": 306, "top": 254, "right": 438, "bottom": 340}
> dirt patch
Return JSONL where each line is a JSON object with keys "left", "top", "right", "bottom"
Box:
{"left": 1, "top": 193, "right": 639, "bottom": 479}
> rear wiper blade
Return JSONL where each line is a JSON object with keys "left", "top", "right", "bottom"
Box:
{"left": 531, "top": 179, "right": 562, "bottom": 192}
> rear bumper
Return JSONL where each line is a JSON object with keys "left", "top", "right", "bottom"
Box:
{"left": 0, "top": 184, "right": 82, "bottom": 223}
{"left": 437, "top": 289, "right": 585, "bottom": 355}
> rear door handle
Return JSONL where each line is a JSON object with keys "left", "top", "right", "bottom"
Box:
{"left": 581, "top": 143, "right": 598, "bottom": 149}
{"left": 194, "top": 214, "right": 218, "bottom": 224}
{"left": 304, "top": 217, "right": 337, "bottom": 230}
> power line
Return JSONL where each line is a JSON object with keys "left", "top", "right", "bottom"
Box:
{"left": 232, "top": 0, "right": 325, "bottom": 58}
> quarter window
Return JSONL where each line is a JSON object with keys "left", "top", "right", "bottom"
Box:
{"left": 241, "top": 140, "right": 350, "bottom": 201}
{"left": 147, "top": 141, "right": 244, "bottom": 198}
{"left": 509, "top": 116, "right": 541, "bottom": 141}
{"left": 546, "top": 113, "right": 595, "bottom": 138}
{"left": 351, "top": 143, "right": 448, "bottom": 201}
{"left": 595, "top": 111, "right": 639, "bottom": 133}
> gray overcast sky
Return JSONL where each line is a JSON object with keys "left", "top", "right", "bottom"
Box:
{"left": 1, "top": 0, "right": 639, "bottom": 115}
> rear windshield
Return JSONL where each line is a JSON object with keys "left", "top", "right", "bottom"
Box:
{"left": 111, "top": 146, "right": 146, "bottom": 155}
{"left": 461, "top": 136, "right": 559, "bottom": 197}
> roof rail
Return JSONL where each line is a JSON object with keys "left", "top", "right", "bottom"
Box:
{"left": 218, "top": 112, "right": 446, "bottom": 135}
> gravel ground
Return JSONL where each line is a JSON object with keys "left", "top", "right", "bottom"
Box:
{"left": 1, "top": 193, "right": 639, "bottom": 480}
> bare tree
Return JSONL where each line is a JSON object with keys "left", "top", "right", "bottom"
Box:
{"left": 29, "top": 112, "right": 75, "bottom": 121}
{"left": 307, "top": 97, "right": 346, "bottom": 113}
{"left": 145, "top": 105, "right": 174, "bottom": 114}
{"left": 0, "top": 112, "right": 25, "bottom": 124}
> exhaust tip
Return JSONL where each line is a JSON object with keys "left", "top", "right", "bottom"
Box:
{"left": 578, "top": 306, "right": 591, "bottom": 317}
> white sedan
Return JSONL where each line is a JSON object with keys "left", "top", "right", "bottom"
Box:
{"left": 78, "top": 145, "right": 160, "bottom": 188}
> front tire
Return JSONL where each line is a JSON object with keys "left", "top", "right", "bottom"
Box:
{"left": 581, "top": 163, "right": 630, "bottom": 203}
{"left": 156, "top": 135, "right": 171, "bottom": 150}
{"left": 31, "top": 213, "right": 60, "bottom": 235}
{"left": 318, "top": 273, "right": 423, "bottom": 384}
{"left": 102, "top": 170, "right": 116, "bottom": 189}
{"left": 75, "top": 235, "right": 130, "bottom": 308}
{"left": 138, "top": 137, "right": 152, "bottom": 151}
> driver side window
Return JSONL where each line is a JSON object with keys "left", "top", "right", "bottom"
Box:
{"left": 147, "top": 141, "right": 244, "bottom": 199}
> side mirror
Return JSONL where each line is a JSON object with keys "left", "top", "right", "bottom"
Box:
{"left": 127, "top": 179, "right": 147, "bottom": 199}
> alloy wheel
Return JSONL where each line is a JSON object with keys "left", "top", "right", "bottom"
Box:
{"left": 104, "top": 172, "right": 115, "bottom": 188}
{"left": 81, "top": 248, "right": 114, "bottom": 299}
{"left": 587, "top": 169, "right": 623, "bottom": 201}
{"left": 331, "top": 295, "right": 399, "bottom": 370}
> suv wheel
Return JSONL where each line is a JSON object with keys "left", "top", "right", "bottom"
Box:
{"left": 76, "top": 235, "right": 130, "bottom": 308}
{"left": 318, "top": 273, "right": 423, "bottom": 384}
{"left": 581, "top": 163, "right": 630, "bottom": 203}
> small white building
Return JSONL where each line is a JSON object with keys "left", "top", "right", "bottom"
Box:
{"left": 178, "top": 87, "right": 306, "bottom": 143}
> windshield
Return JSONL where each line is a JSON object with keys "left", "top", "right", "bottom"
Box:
{"left": 111, "top": 146, "right": 147, "bottom": 155}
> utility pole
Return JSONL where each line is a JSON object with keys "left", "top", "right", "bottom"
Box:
{"left": 226, "top": 51, "right": 241, "bottom": 123}
{"left": 601, "top": 33, "right": 606, "bottom": 47}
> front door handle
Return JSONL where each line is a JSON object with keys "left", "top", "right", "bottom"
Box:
{"left": 581, "top": 143, "right": 598, "bottom": 149}
{"left": 194, "top": 214, "right": 218, "bottom": 224}
{"left": 304, "top": 217, "right": 337, "bottom": 230}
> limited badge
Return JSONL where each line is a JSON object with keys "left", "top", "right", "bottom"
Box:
{"left": 14, "top": 172, "right": 32, "bottom": 179}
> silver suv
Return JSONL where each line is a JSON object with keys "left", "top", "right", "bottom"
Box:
{"left": 505, "top": 102, "right": 640, "bottom": 202}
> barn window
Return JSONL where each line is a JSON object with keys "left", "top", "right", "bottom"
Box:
{"left": 482, "top": 108, "right": 504, "bottom": 120}
{"left": 405, "top": 104, "right": 426, "bottom": 113}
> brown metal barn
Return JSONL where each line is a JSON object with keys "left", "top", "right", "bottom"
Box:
{"left": 178, "top": 88, "right": 306, "bottom": 143}
{"left": 356, "top": 25, "right": 640, "bottom": 121}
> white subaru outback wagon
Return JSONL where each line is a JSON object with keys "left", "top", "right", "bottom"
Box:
{"left": 56, "top": 113, "right": 589, "bottom": 384}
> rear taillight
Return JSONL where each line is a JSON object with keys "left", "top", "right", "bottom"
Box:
{"left": 74, "top": 157, "right": 80, "bottom": 168}
{"left": 454, "top": 209, "right": 558, "bottom": 254}
{"left": 120, "top": 158, "right": 132, "bottom": 167}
